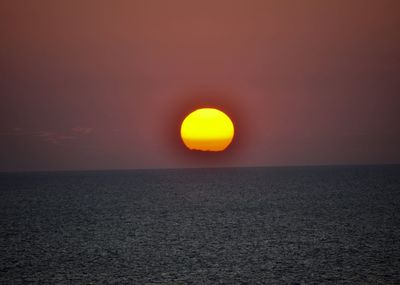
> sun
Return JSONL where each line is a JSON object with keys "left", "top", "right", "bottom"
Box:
{"left": 180, "top": 108, "right": 234, "bottom": 152}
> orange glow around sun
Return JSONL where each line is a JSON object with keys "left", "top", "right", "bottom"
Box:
{"left": 180, "top": 108, "right": 234, "bottom": 152}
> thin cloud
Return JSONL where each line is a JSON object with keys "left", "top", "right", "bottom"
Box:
{"left": 1, "top": 127, "right": 92, "bottom": 145}
{"left": 34, "top": 131, "right": 75, "bottom": 145}
{"left": 71, "top": 127, "right": 93, "bottom": 135}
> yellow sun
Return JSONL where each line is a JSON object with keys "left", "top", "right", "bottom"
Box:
{"left": 180, "top": 108, "right": 234, "bottom": 152}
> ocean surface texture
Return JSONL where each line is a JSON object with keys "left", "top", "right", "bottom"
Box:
{"left": 1, "top": 166, "right": 399, "bottom": 284}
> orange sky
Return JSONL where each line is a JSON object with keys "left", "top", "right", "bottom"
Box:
{"left": 1, "top": 0, "right": 400, "bottom": 171}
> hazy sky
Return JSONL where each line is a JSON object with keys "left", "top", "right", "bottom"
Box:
{"left": 1, "top": 0, "right": 400, "bottom": 171}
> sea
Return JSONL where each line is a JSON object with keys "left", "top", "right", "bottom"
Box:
{"left": 1, "top": 165, "right": 399, "bottom": 284}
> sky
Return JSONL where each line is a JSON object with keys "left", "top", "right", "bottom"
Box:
{"left": 1, "top": 0, "right": 400, "bottom": 171}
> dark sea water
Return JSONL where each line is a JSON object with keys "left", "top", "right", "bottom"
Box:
{"left": 1, "top": 166, "right": 400, "bottom": 284}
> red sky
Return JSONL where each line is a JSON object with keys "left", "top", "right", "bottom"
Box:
{"left": 1, "top": 0, "right": 400, "bottom": 171}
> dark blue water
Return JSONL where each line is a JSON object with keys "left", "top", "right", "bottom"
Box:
{"left": 1, "top": 166, "right": 400, "bottom": 284}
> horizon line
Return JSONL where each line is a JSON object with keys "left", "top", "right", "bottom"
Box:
{"left": 1, "top": 162, "right": 399, "bottom": 175}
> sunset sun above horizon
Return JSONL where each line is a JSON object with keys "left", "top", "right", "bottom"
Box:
{"left": 180, "top": 108, "right": 234, "bottom": 152}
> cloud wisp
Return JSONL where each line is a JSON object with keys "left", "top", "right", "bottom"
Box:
{"left": 1, "top": 127, "right": 94, "bottom": 145}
